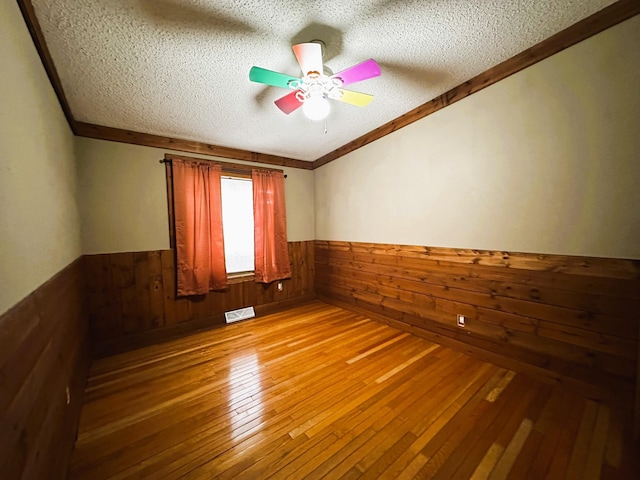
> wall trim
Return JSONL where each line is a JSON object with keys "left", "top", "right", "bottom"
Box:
{"left": 84, "top": 242, "right": 316, "bottom": 354}
{"left": 312, "top": 1, "right": 640, "bottom": 168}
{"left": 318, "top": 294, "right": 623, "bottom": 406}
{"left": 16, "top": 1, "right": 311, "bottom": 171}
{"left": 16, "top": 0, "right": 76, "bottom": 131}
{"left": 315, "top": 240, "right": 640, "bottom": 422}
{"left": 75, "top": 122, "right": 313, "bottom": 170}
{"left": 92, "top": 293, "right": 316, "bottom": 358}
{"left": 17, "top": 1, "right": 639, "bottom": 171}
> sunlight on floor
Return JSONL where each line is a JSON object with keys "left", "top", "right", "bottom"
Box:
{"left": 228, "top": 352, "right": 263, "bottom": 441}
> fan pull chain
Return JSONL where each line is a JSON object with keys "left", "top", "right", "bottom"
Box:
{"left": 324, "top": 119, "right": 328, "bottom": 134}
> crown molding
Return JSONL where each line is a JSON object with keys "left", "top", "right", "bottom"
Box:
{"left": 17, "top": 0, "right": 638, "bottom": 171}
{"left": 312, "top": 0, "right": 640, "bottom": 169}
{"left": 74, "top": 122, "right": 313, "bottom": 170}
{"left": 16, "top": 0, "right": 77, "bottom": 132}
{"left": 16, "top": 0, "right": 312, "bottom": 171}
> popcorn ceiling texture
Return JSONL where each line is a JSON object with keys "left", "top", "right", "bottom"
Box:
{"left": 32, "top": 0, "right": 616, "bottom": 161}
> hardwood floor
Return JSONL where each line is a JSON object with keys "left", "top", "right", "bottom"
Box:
{"left": 69, "top": 301, "right": 636, "bottom": 479}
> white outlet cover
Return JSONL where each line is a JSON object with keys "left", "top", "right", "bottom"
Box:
{"left": 457, "top": 315, "right": 466, "bottom": 327}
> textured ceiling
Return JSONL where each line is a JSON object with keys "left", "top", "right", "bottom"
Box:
{"left": 31, "top": 0, "right": 616, "bottom": 161}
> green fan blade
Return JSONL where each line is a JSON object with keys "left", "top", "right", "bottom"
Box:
{"left": 249, "top": 66, "right": 299, "bottom": 89}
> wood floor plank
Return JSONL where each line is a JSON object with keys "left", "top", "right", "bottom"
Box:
{"left": 489, "top": 418, "right": 534, "bottom": 480}
{"left": 355, "top": 359, "right": 480, "bottom": 477}
{"left": 68, "top": 301, "right": 636, "bottom": 480}
{"left": 522, "top": 390, "right": 579, "bottom": 478}
{"left": 583, "top": 404, "right": 611, "bottom": 480}
{"left": 565, "top": 400, "right": 600, "bottom": 479}
{"left": 603, "top": 405, "right": 624, "bottom": 470}
{"left": 544, "top": 397, "right": 587, "bottom": 479}
{"left": 396, "top": 367, "right": 520, "bottom": 479}
{"left": 450, "top": 379, "right": 549, "bottom": 479}
{"left": 308, "top": 354, "right": 477, "bottom": 479}
{"left": 485, "top": 370, "right": 516, "bottom": 402}
{"left": 471, "top": 443, "right": 505, "bottom": 480}
{"left": 347, "top": 331, "right": 410, "bottom": 364}
{"left": 374, "top": 344, "right": 439, "bottom": 384}
{"left": 424, "top": 375, "right": 531, "bottom": 479}
{"left": 506, "top": 430, "right": 545, "bottom": 480}
{"left": 388, "top": 363, "right": 498, "bottom": 479}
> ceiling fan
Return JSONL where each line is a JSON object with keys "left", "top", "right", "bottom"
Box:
{"left": 249, "top": 42, "right": 381, "bottom": 121}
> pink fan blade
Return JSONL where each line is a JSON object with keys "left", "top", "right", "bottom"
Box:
{"left": 331, "top": 59, "right": 381, "bottom": 87}
{"left": 274, "top": 91, "right": 303, "bottom": 115}
{"left": 292, "top": 43, "right": 323, "bottom": 76}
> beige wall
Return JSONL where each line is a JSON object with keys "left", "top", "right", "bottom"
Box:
{"left": 0, "top": 1, "right": 82, "bottom": 314}
{"left": 315, "top": 16, "right": 640, "bottom": 259}
{"left": 76, "top": 138, "right": 315, "bottom": 254}
{"left": 3, "top": 2, "right": 637, "bottom": 317}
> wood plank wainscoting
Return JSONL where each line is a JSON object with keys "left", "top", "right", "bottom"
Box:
{"left": 315, "top": 241, "right": 640, "bottom": 412}
{"left": 85, "top": 241, "right": 315, "bottom": 356}
{"left": 0, "top": 259, "right": 90, "bottom": 479}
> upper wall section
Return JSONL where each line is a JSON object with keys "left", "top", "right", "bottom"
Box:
{"left": 76, "top": 137, "right": 315, "bottom": 254}
{"left": 314, "top": 16, "right": 640, "bottom": 260}
{"left": 0, "top": 1, "right": 82, "bottom": 314}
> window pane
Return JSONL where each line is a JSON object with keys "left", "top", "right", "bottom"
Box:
{"left": 221, "top": 177, "right": 254, "bottom": 273}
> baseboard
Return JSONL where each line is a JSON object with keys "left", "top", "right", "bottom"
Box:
{"left": 317, "top": 294, "right": 632, "bottom": 410}
{"left": 93, "top": 293, "right": 317, "bottom": 357}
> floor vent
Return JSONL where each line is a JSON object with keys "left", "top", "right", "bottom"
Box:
{"left": 224, "top": 306, "right": 256, "bottom": 324}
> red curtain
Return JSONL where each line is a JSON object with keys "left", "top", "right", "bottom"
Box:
{"left": 252, "top": 169, "right": 291, "bottom": 283}
{"left": 172, "top": 160, "right": 227, "bottom": 295}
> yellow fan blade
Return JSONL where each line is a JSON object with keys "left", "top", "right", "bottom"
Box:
{"left": 336, "top": 89, "right": 374, "bottom": 107}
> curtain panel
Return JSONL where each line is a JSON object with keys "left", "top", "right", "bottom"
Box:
{"left": 252, "top": 169, "right": 291, "bottom": 283}
{"left": 172, "top": 160, "right": 227, "bottom": 295}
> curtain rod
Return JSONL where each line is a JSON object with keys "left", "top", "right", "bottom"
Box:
{"left": 159, "top": 158, "right": 287, "bottom": 178}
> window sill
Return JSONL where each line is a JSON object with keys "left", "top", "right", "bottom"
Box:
{"left": 226, "top": 272, "right": 255, "bottom": 284}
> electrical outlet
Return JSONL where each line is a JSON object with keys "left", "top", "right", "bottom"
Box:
{"left": 457, "top": 314, "right": 466, "bottom": 327}
{"left": 277, "top": 281, "right": 283, "bottom": 291}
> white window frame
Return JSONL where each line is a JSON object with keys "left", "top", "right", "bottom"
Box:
{"left": 220, "top": 174, "right": 255, "bottom": 277}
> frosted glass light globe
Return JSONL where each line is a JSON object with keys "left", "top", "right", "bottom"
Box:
{"left": 303, "top": 95, "right": 331, "bottom": 121}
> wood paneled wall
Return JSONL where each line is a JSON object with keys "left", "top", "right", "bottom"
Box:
{"left": 0, "top": 259, "right": 90, "bottom": 479}
{"left": 85, "top": 241, "right": 315, "bottom": 356}
{"left": 315, "top": 240, "right": 640, "bottom": 407}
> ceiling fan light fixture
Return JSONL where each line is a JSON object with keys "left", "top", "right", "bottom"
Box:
{"left": 249, "top": 42, "right": 380, "bottom": 119}
{"left": 303, "top": 94, "right": 331, "bottom": 121}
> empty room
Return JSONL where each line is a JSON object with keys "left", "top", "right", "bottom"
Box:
{"left": 1, "top": 0, "right": 639, "bottom": 478}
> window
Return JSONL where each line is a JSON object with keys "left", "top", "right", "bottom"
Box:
{"left": 220, "top": 176, "right": 254, "bottom": 274}
{"left": 167, "top": 154, "right": 291, "bottom": 295}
